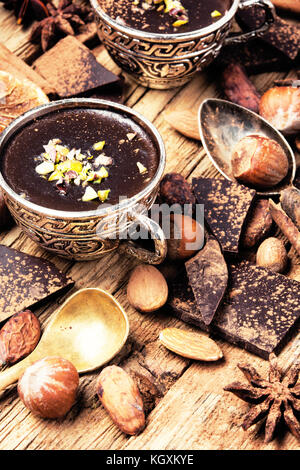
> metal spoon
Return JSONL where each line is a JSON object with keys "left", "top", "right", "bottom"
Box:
{"left": 198, "top": 98, "right": 296, "bottom": 197}
{"left": 0, "top": 288, "right": 129, "bottom": 392}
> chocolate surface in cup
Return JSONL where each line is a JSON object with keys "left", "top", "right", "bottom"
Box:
{"left": 99, "top": 0, "right": 232, "bottom": 34}
{"left": 1, "top": 108, "right": 159, "bottom": 212}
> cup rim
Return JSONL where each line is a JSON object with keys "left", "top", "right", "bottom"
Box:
{"left": 0, "top": 98, "right": 166, "bottom": 219}
{"left": 90, "top": 0, "right": 239, "bottom": 41}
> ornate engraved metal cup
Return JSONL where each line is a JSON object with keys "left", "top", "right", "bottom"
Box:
{"left": 0, "top": 99, "right": 167, "bottom": 263}
{"left": 90, "top": 0, "right": 275, "bottom": 89}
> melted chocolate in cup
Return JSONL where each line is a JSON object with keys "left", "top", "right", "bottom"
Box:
{"left": 1, "top": 108, "right": 159, "bottom": 212}
{"left": 100, "top": 0, "right": 232, "bottom": 35}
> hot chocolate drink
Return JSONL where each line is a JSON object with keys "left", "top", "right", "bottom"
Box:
{"left": 100, "top": 0, "right": 232, "bottom": 35}
{"left": 1, "top": 107, "right": 159, "bottom": 212}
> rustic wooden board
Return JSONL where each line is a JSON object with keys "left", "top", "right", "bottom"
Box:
{"left": 0, "top": 5, "right": 299, "bottom": 451}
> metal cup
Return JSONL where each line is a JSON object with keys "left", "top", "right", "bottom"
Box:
{"left": 90, "top": 0, "right": 275, "bottom": 89}
{"left": 0, "top": 99, "right": 167, "bottom": 263}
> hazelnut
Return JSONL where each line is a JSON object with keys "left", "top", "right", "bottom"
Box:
{"left": 127, "top": 264, "right": 168, "bottom": 313}
{"left": 259, "top": 86, "right": 300, "bottom": 135}
{"left": 18, "top": 356, "right": 79, "bottom": 419}
{"left": 256, "top": 237, "right": 288, "bottom": 273}
{"left": 231, "top": 134, "right": 289, "bottom": 189}
{"left": 167, "top": 213, "right": 204, "bottom": 260}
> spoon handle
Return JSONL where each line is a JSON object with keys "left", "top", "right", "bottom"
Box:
{"left": 0, "top": 352, "right": 40, "bottom": 394}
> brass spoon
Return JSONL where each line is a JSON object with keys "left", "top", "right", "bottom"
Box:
{"left": 198, "top": 98, "right": 296, "bottom": 197}
{"left": 0, "top": 288, "right": 129, "bottom": 392}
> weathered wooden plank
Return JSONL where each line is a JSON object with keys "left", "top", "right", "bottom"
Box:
{"left": 121, "top": 338, "right": 300, "bottom": 450}
{"left": 0, "top": 42, "right": 54, "bottom": 94}
{"left": 0, "top": 7, "right": 299, "bottom": 451}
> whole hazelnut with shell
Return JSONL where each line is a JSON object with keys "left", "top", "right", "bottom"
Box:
{"left": 259, "top": 86, "right": 300, "bottom": 135}
{"left": 167, "top": 213, "right": 204, "bottom": 260}
{"left": 18, "top": 356, "right": 79, "bottom": 419}
{"left": 231, "top": 134, "right": 289, "bottom": 189}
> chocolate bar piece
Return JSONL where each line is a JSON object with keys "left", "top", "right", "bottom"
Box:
{"left": 236, "top": 6, "right": 300, "bottom": 61}
{"left": 192, "top": 178, "right": 256, "bottom": 254}
{"left": 168, "top": 260, "right": 300, "bottom": 359}
{"left": 33, "top": 36, "right": 121, "bottom": 99}
{"left": 216, "top": 40, "right": 293, "bottom": 75}
{"left": 0, "top": 245, "right": 74, "bottom": 323}
{"left": 185, "top": 236, "right": 228, "bottom": 325}
{"left": 167, "top": 269, "right": 208, "bottom": 333}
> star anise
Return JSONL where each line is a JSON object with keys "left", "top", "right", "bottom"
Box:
{"left": 30, "top": 0, "right": 94, "bottom": 51}
{"left": 0, "top": 0, "right": 49, "bottom": 25}
{"left": 224, "top": 353, "right": 300, "bottom": 443}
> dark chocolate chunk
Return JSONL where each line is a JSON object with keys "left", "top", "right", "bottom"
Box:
{"left": 236, "top": 6, "right": 300, "bottom": 61}
{"left": 33, "top": 36, "right": 121, "bottom": 99}
{"left": 167, "top": 269, "right": 208, "bottom": 333}
{"left": 216, "top": 39, "right": 293, "bottom": 75}
{"left": 90, "top": 81, "right": 125, "bottom": 103}
{"left": 0, "top": 245, "right": 74, "bottom": 323}
{"left": 192, "top": 177, "right": 256, "bottom": 254}
{"left": 168, "top": 260, "right": 300, "bottom": 359}
{"left": 185, "top": 235, "right": 228, "bottom": 325}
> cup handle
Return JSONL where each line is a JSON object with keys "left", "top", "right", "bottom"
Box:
{"left": 119, "top": 211, "right": 167, "bottom": 265}
{"left": 224, "top": 0, "right": 276, "bottom": 46}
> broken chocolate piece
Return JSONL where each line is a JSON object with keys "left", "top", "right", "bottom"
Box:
{"left": 236, "top": 7, "right": 300, "bottom": 61}
{"left": 192, "top": 177, "right": 256, "bottom": 253}
{"left": 33, "top": 36, "right": 121, "bottom": 98}
{"left": 216, "top": 39, "right": 293, "bottom": 75}
{"left": 168, "top": 260, "right": 300, "bottom": 359}
{"left": 0, "top": 245, "right": 74, "bottom": 323}
{"left": 168, "top": 269, "right": 208, "bottom": 332}
{"left": 216, "top": 260, "right": 300, "bottom": 358}
{"left": 185, "top": 235, "right": 228, "bottom": 325}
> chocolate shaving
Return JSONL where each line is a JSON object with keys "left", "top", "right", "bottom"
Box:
{"left": 33, "top": 36, "right": 121, "bottom": 98}
{"left": 185, "top": 234, "right": 228, "bottom": 325}
{"left": 0, "top": 244, "right": 74, "bottom": 323}
{"left": 168, "top": 260, "right": 300, "bottom": 359}
{"left": 192, "top": 177, "right": 256, "bottom": 254}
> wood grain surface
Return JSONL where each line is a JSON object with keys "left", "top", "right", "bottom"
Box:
{"left": 0, "top": 6, "right": 299, "bottom": 450}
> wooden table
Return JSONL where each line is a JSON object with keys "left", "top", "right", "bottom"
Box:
{"left": 0, "top": 5, "right": 299, "bottom": 451}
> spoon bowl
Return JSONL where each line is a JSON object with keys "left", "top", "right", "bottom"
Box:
{"left": 0, "top": 288, "right": 129, "bottom": 392}
{"left": 198, "top": 99, "right": 296, "bottom": 196}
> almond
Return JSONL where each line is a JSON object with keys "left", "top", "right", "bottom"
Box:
{"left": 96, "top": 365, "right": 145, "bottom": 435}
{"left": 159, "top": 328, "right": 223, "bottom": 361}
{"left": 127, "top": 264, "right": 168, "bottom": 312}
{"left": 164, "top": 109, "right": 200, "bottom": 140}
